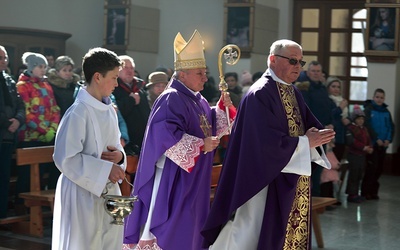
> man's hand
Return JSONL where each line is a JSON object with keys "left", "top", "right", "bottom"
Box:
{"left": 102, "top": 145, "right": 123, "bottom": 164}
{"left": 130, "top": 92, "right": 140, "bottom": 104}
{"left": 108, "top": 163, "right": 125, "bottom": 184}
{"left": 203, "top": 136, "right": 220, "bottom": 153}
{"left": 8, "top": 118, "right": 20, "bottom": 133}
{"left": 306, "top": 127, "right": 335, "bottom": 148}
{"left": 220, "top": 92, "right": 233, "bottom": 108}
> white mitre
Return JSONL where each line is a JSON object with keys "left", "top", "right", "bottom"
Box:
{"left": 174, "top": 29, "right": 206, "bottom": 71}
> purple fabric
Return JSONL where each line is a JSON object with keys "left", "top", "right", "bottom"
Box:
{"left": 201, "top": 73, "right": 322, "bottom": 249}
{"left": 124, "top": 79, "right": 216, "bottom": 250}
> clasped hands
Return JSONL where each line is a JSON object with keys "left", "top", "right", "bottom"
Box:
{"left": 306, "top": 127, "right": 335, "bottom": 148}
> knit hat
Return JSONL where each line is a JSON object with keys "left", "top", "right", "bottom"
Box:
{"left": 326, "top": 76, "right": 342, "bottom": 89}
{"left": 174, "top": 30, "right": 206, "bottom": 71}
{"left": 351, "top": 104, "right": 365, "bottom": 121}
{"left": 146, "top": 71, "right": 168, "bottom": 88}
{"left": 22, "top": 52, "right": 48, "bottom": 73}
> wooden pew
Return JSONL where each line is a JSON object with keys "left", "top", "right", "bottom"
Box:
{"left": 210, "top": 164, "right": 222, "bottom": 204}
{"left": 12, "top": 146, "right": 55, "bottom": 237}
{"left": 119, "top": 155, "right": 138, "bottom": 196}
{"left": 312, "top": 197, "right": 337, "bottom": 248}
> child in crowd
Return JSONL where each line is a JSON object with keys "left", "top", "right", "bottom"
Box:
{"left": 52, "top": 47, "right": 126, "bottom": 249}
{"left": 345, "top": 105, "right": 373, "bottom": 203}
{"left": 16, "top": 52, "right": 60, "bottom": 145}
{"left": 362, "top": 88, "right": 394, "bottom": 200}
{"left": 15, "top": 52, "right": 60, "bottom": 210}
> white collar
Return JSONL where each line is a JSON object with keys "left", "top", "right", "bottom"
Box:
{"left": 76, "top": 88, "right": 112, "bottom": 111}
{"left": 176, "top": 79, "right": 199, "bottom": 96}
{"left": 267, "top": 68, "right": 291, "bottom": 85}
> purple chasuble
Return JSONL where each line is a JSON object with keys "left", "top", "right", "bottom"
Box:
{"left": 201, "top": 73, "right": 323, "bottom": 249}
{"left": 124, "top": 79, "right": 216, "bottom": 250}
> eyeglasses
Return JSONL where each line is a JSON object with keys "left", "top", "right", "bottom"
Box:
{"left": 274, "top": 54, "right": 306, "bottom": 67}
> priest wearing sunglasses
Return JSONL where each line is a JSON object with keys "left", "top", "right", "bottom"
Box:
{"left": 201, "top": 39, "right": 335, "bottom": 249}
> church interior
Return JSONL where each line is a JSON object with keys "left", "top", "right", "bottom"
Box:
{"left": 1, "top": 0, "right": 400, "bottom": 249}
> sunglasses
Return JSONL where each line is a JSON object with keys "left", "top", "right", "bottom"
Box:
{"left": 274, "top": 54, "right": 306, "bottom": 67}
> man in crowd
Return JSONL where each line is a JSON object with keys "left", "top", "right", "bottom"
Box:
{"left": 295, "top": 61, "right": 336, "bottom": 197}
{"left": 0, "top": 45, "right": 25, "bottom": 219}
{"left": 113, "top": 55, "right": 150, "bottom": 156}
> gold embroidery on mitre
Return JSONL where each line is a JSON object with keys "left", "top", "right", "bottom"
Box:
{"left": 276, "top": 83, "right": 311, "bottom": 250}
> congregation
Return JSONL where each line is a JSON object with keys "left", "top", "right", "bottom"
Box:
{"left": 0, "top": 30, "right": 395, "bottom": 249}
{"left": 0, "top": 44, "right": 265, "bottom": 221}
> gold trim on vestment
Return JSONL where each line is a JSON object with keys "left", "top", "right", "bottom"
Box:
{"left": 174, "top": 58, "right": 206, "bottom": 71}
{"left": 276, "top": 83, "right": 311, "bottom": 250}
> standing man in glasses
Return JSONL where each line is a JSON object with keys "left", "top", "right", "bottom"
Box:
{"left": 295, "top": 61, "right": 337, "bottom": 198}
{"left": 201, "top": 39, "right": 335, "bottom": 249}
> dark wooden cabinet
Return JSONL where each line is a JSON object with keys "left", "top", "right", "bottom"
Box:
{"left": 0, "top": 27, "right": 71, "bottom": 77}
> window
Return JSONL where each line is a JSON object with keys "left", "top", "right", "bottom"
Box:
{"left": 293, "top": 0, "right": 367, "bottom": 105}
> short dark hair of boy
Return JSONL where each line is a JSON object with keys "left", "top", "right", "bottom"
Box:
{"left": 224, "top": 72, "right": 238, "bottom": 81}
{"left": 374, "top": 88, "right": 385, "bottom": 96}
{"left": 82, "top": 47, "right": 123, "bottom": 84}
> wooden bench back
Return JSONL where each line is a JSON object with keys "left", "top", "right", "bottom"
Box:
{"left": 16, "top": 146, "right": 55, "bottom": 192}
{"left": 211, "top": 164, "right": 222, "bottom": 188}
{"left": 16, "top": 146, "right": 54, "bottom": 166}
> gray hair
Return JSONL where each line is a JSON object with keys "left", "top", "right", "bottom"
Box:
{"left": 118, "top": 55, "right": 135, "bottom": 68}
{"left": 268, "top": 39, "right": 302, "bottom": 66}
{"left": 174, "top": 70, "right": 185, "bottom": 80}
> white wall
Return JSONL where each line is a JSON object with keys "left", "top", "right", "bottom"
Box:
{"left": 367, "top": 62, "right": 400, "bottom": 153}
{"left": 157, "top": 0, "right": 224, "bottom": 80}
{"left": 0, "top": 0, "right": 104, "bottom": 68}
{"left": 0, "top": 0, "right": 293, "bottom": 80}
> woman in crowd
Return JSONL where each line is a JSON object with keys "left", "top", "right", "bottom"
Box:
{"left": 47, "top": 55, "right": 81, "bottom": 118}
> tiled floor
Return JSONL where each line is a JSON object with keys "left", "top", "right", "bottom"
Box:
{"left": 0, "top": 174, "right": 399, "bottom": 249}
{"left": 312, "top": 174, "right": 400, "bottom": 250}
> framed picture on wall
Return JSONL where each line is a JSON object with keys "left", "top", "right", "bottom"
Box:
{"left": 106, "top": 8, "right": 127, "bottom": 45}
{"left": 104, "top": 0, "right": 130, "bottom": 50}
{"left": 224, "top": 6, "right": 253, "bottom": 57}
{"left": 364, "top": 5, "right": 399, "bottom": 57}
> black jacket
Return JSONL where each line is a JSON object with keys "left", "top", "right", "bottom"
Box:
{"left": 0, "top": 71, "right": 25, "bottom": 142}
{"left": 113, "top": 77, "right": 151, "bottom": 155}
